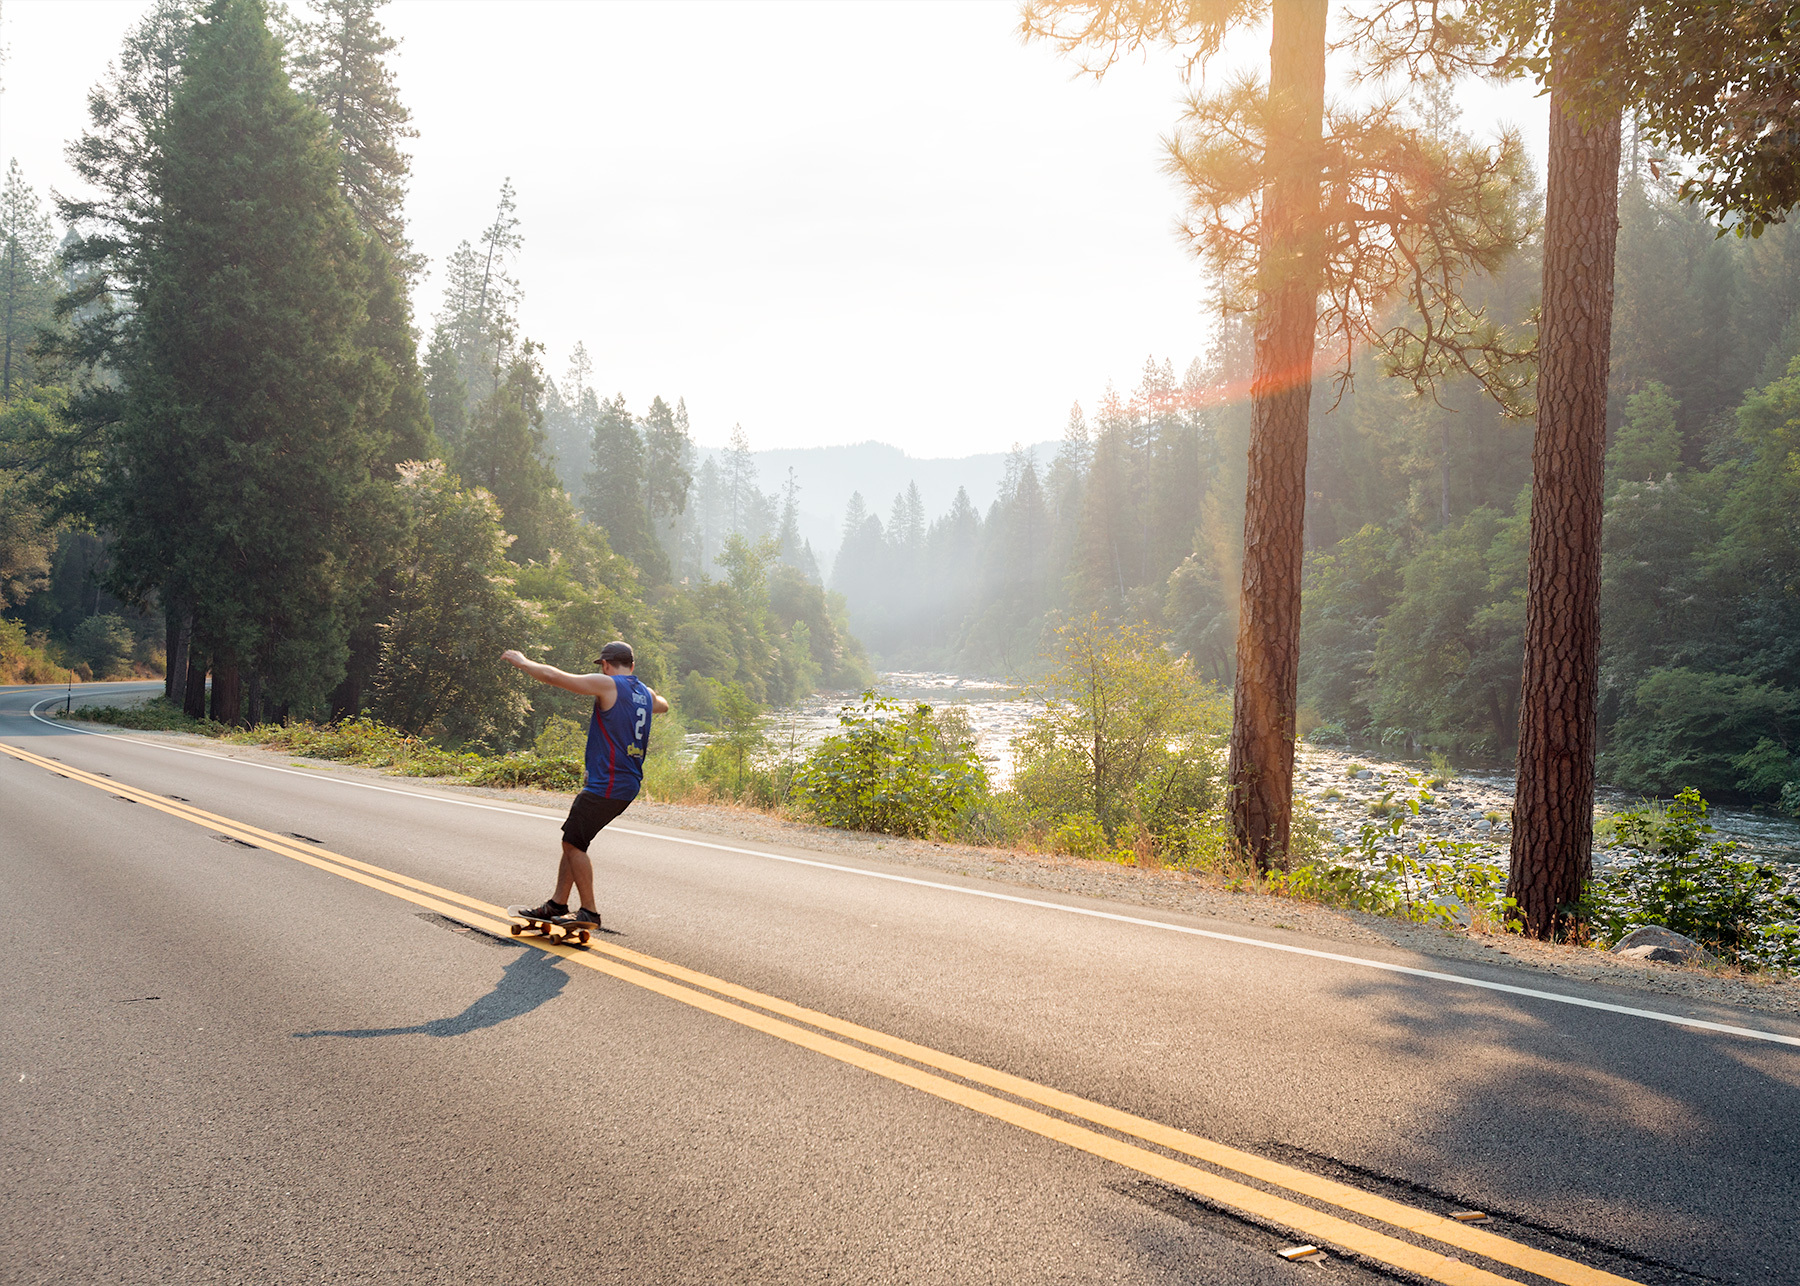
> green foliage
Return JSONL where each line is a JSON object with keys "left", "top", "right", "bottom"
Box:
{"left": 62, "top": 695, "right": 223, "bottom": 734}
{"left": 582, "top": 392, "right": 661, "bottom": 579}
{"left": 794, "top": 692, "right": 987, "bottom": 838}
{"left": 712, "top": 682, "right": 765, "bottom": 794}
{"left": 236, "top": 713, "right": 472, "bottom": 775}
{"left": 369, "top": 462, "right": 535, "bottom": 747}
{"left": 1274, "top": 780, "right": 1521, "bottom": 934}
{"left": 1602, "top": 668, "right": 1800, "bottom": 799}
{"left": 70, "top": 614, "right": 136, "bottom": 679}
{"left": 1606, "top": 381, "right": 1683, "bottom": 490}
{"left": 0, "top": 159, "right": 58, "bottom": 399}
{"left": 103, "top": 0, "right": 403, "bottom": 715}
{"left": 534, "top": 714, "right": 585, "bottom": 759}
{"left": 1586, "top": 789, "right": 1800, "bottom": 971}
{"left": 463, "top": 753, "right": 582, "bottom": 792}
{"left": 1369, "top": 503, "right": 1527, "bottom": 758}
{"left": 1008, "top": 613, "right": 1228, "bottom": 850}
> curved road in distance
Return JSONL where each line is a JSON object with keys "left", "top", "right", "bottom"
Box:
{"left": 3, "top": 681, "right": 1796, "bottom": 1284}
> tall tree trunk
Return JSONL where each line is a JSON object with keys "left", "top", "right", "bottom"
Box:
{"left": 246, "top": 670, "right": 264, "bottom": 728}
{"left": 165, "top": 604, "right": 191, "bottom": 704}
{"left": 184, "top": 648, "right": 209, "bottom": 719}
{"left": 1509, "top": 14, "right": 1625, "bottom": 939}
{"left": 1227, "top": 0, "right": 1328, "bottom": 873}
{"left": 211, "top": 652, "right": 241, "bottom": 726}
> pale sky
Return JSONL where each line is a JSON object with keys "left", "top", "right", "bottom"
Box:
{"left": 1, "top": 0, "right": 1545, "bottom": 456}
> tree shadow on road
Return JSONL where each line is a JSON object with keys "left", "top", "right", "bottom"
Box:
{"left": 1298, "top": 966, "right": 1800, "bottom": 1284}
{"left": 292, "top": 946, "right": 568, "bottom": 1039}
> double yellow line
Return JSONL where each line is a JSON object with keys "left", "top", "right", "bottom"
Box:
{"left": 1, "top": 738, "right": 1641, "bottom": 1286}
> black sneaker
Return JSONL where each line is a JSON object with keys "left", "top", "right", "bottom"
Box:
{"left": 520, "top": 899, "right": 567, "bottom": 920}
{"left": 559, "top": 906, "right": 603, "bottom": 930}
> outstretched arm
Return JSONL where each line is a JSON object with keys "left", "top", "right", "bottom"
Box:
{"left": 650, "top": 689, "right": 670, "bottom": 714}
{"left": 501, "top": 650, "right": 615, "bottom": 699}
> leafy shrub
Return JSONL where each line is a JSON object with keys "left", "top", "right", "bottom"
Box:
{"left": 1585, "top": 788, "right": 1800, "bottom": 970}
{"left": 236, "top": 715, "right": 476, "bottom": 776}
{"left": 535, "top": 715, "right": 586, "bottom": 759}
{"left": 1273, "top": 780, "right": 1520, "bottom": 932}
{"left": 1305, "top": 720, "right": 1347, "bottom": 744}
{"left": 464, "top": 754, "right": 583, "bottom": 791}
{"left": 1006, "top": 614, "right": 1227, "bottom": 856}
{"left": 793, "top": 692, "right": 987, "bottom": 837}
{"left": 64, "top": 696, "right": 225, "bottom": 734}
{"left": 1047, "top": 812, "right": 1120, "bottom": 861}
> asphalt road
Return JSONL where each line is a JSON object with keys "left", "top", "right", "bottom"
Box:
{"left": 4, "top": 682, "right": 1798, "bottom": 1285}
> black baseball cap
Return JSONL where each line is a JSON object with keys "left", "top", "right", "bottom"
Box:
{"left": 594, "top": 641, "right": 634, "bottom": 667}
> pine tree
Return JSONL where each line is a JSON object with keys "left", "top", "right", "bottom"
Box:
{"left": 721, "top": 424, "right": 759, "bottom": 535}
{"left": 642, "top": 394, "right": 693, "bottom": 542}
{"left": 289, "top": 0, "right": 420, "bottom": 276}
{"left": 0, "top": 163, "right": 57, "bottom": 400}
{"left": 583, "top": 393, "right": 660, "bottom": 576}
{"left": 459, "top": 349, "right": 569, "bottom": 565}
{"left": 56, "top": 0, "right": 200, "bottom": 368}
{"left": 113, "top": 0, "right": 394, "bottom": 720}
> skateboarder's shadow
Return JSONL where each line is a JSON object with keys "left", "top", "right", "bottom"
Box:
{"left": 292, "top": 947, "right": 567, "bottom": 1040}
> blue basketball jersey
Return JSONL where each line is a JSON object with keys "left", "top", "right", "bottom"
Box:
{"left": 584, "top": 675, "right": 652, "bottom": 800}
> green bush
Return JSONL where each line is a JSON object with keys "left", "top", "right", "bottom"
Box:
{"left": 1585, "top": 788, "right": 1800, "bottom": 970}
{"left": 464, "top": 754, "right": 582, "bottom": 791}
{"left": 1047, "top": 812, "right": 1119, "bottom": 860}
{"left": 793, "top": 692, "right": 987, "bottom": 838}
{"left": 236, "top": 715, "right": 476, "bottom": 776}
{"left": 64, "top": 696, "right": 225, "bottom": 734}
{"left": 535, "top": 715, "right": 586, "bottom": 759}
{"left": 1005, "top": 613, "right": 1228, "bottom": 856}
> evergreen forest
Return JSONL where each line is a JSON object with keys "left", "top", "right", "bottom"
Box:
{"left": 1, "top": 0, "right": 1796, "bottom": 828}
{"left": 0, "top": 0, "right": 869, "bottom": 748}
{"left": 827, "top": 173, "right": 1800, "bottom": 814}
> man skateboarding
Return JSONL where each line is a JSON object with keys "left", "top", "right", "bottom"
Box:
{"left": 501, "top": 640, "right": 669, "bottom": 929}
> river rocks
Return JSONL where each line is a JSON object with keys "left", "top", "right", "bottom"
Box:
{"left": 1610, "top": 925, "right": 1720, "bottom": 967}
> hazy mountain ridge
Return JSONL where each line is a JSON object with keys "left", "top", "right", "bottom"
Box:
{"left": 692, "top": 438, "right": 1061, "bottom": 576}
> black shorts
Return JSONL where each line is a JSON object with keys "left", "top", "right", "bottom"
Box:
{"left": 562, "top": 790, "right": 633, "bottom": 852}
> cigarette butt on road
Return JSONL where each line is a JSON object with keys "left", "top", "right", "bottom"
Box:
{"left": 1277, "top": 1244, "right": 1324, "bottom": 1261}
{"left": 1450, "top": 1211, "right": 1491, "bottom": 1223}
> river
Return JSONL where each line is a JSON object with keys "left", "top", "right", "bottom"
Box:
{"left": 752, "top": 672, "right": 1800, "bottom": 868}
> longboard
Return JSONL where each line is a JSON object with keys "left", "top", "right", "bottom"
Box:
{"left": 504, "top": 905, "right": 598, "bottom": 946}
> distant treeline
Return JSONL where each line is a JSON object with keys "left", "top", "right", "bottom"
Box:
{"left": 828, "top": 177, "right": 1800, "bottom": 811}
{"left": 0, "top": 0, "right": 869, "bottom": 743}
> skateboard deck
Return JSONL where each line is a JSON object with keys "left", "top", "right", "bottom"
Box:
{"left": 504, "top": 905, "right": 598, "bottom": 946}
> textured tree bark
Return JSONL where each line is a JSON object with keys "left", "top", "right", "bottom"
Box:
{"left": 211, "top": 653, "right": 241, "bottom": 727}
{"left": 164, "top": 607, "right": 189, "bottom": 704}
{"left": 1509, "top": 16, "right": 1624, "bottom": 938}
{"left": 1228, "top": 0, "right": 1328, "bottom": 873}
{"left": 183, "top": 648, "right": 209, "bottom": 720}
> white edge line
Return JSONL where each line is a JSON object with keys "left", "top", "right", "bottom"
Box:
{"left": 19, "top": 696, "right": 1800, "bottom": 1050}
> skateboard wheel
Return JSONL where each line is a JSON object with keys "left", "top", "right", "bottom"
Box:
{"left": 578, "top": 931, "right": 590, "bottom": 945}
{"left": 510, "top": 924, "right": 521, "bottom": 936}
